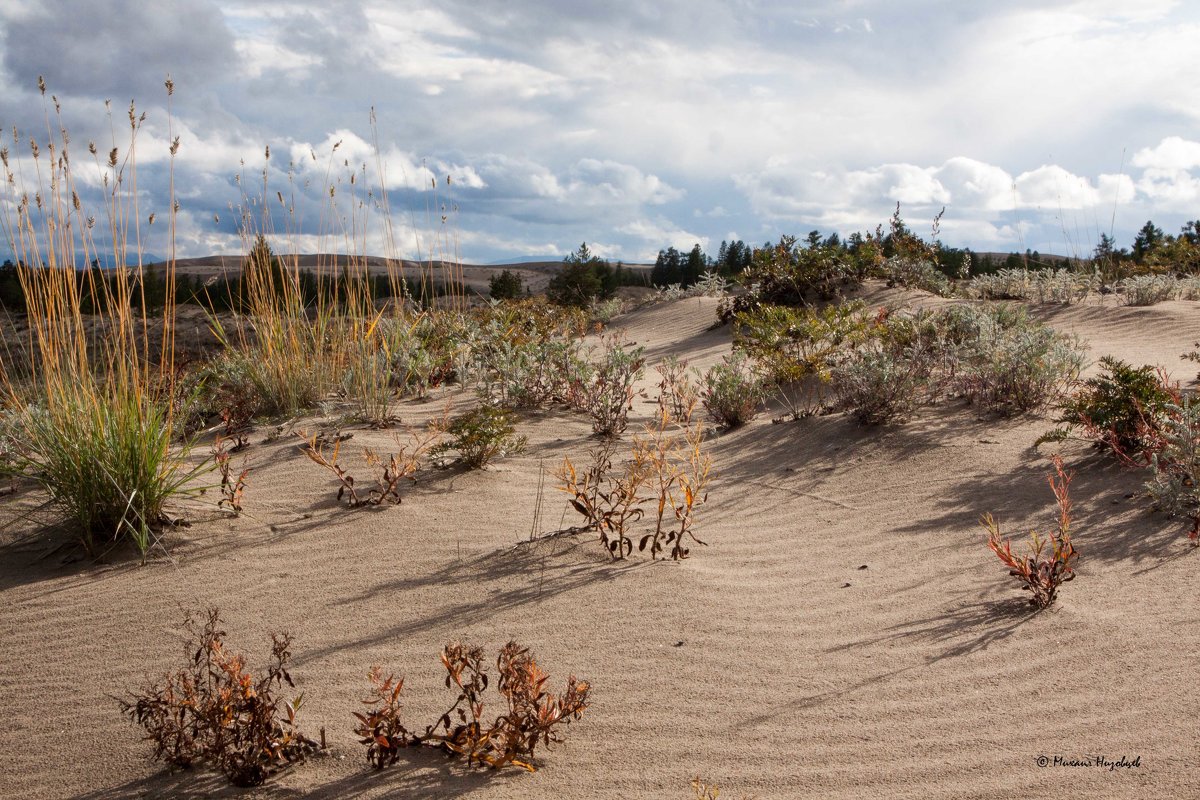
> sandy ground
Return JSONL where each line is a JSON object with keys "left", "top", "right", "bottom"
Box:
{"left": 1, "top": 289, "right": 1199, "bottom": 799}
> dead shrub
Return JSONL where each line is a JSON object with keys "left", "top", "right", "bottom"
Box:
{"left": 117, "top": 609, "right": 318, "bottom": 787}
{"left": 557, "top": 403, "right": 713, "bottom": 560}
{"left": 300, "top": 426, "right": 438, "bottom": 507}
{"left": 354, "top": 641, "right": 589, "bottom": 773}
{"left": 212, "top": 434, "right": 249, "bottom": 514}
{"left": 557, "top": 439, "right": 650, "bottom": 559}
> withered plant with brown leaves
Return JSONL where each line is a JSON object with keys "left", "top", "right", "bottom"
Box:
{"left": 212, "top": 434, "right": 250, "bottom": 515}
{"left": 300, "top": 430, "right": 360, "bottom": 504}
{"left": 300, "top": 426, "right": 438, "bottom": 507}
{"left": 117, "top": 609, "right": 318, "bottom": 787}
{"left": 982, "top": 455, "right": 1078, "bottom": 608}
{"left": 691, "top": 777, "right": 755, "bottom": 800}
{"left": 353, "top": 641, "right": 589, "bottom": 773}
{"left": 556, "top": 439, "right": 650, "bottom": 559}
{"left": 635, "top": 404, "right": 712, "bottom": 559}
{"left": 354, "top": 668, "right": 409, "bottom": 769}
{"left": 557, "top": 396, "right": 713, "bottom": 560}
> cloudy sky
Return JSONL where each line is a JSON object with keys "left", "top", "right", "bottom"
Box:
{"left": 2, "top": 0, "right": 1199, "bottom": 264}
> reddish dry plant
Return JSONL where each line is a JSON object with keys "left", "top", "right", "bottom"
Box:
{"left": 117, "top": 609, "right": 318, "bottom": 787}
{"left": 982, "top": 455, "right": 1078, "bottom": 609}
{"left": 353, "top": 642, "right": 589, "bottom": 773}
{"left": 362, "top": 447, "right": 413, "bottom": 504}
{"left": 300, "top": 431, "right": 361, "bottom": 504}
{"left": 556, "top": 440, "right": 649, "bottom": 559}
{"left": 557, "top": 403, "right": 713, "bottom": 560}
{"left": 219, "top": 394, "right": 256, "bottom": 438}
{"left": 354, "top": 668, "right": 410, "bottom": 769}
{"left": 691, "top": 777, "right": 755, "bottom": 800}
{"left": 635, "top": 406, "right": 712, "bottom": 559}
{"left": 300, "top": 427, "right": 437, "bottom": 507}
{"left": 212, "top": 435, "right": 250, "bottom": 514}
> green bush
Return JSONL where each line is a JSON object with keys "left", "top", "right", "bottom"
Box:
{"left": 1048, "top": 356, "right": 1177, "bottom": 453}
{"left": 467, "top": 300, "right": 592, "bottom": 410}
{"left": 1119, "top": 274, "right": 1178, "bottom": 306}
{"left": 881, "top": 256, "right": 952, "bottom": 296}
{"left": 831, "top": 343, "right": 932, "bottom": 425}
{"left": 732, "top": 301, "right": 874, "bottom": 419}
{"left": 824, "top": 303, "right": 1084, "bottom": 423}
{"left": 574, "top": 338, "right": 645, "bottom": 437}
{"left": 431, "top": 405, "right": 527, "bottom": 469}
{"left": 717, "top": 235, "right": 860, "bottom": 321}
{"left": 700, "top": 352, "right": 765, "bottom": 427}
{"left": 1186, "top": 341, "right": 1200, "bottom": 380}
{"left": 204, "top": 325, "right": 329, "bottom": 420}
{"left": 966, "top": 268, "right": 1098, "bottom": 304}
{"left": 480, "top": 338, "right": 591, "bottom": 410}
{"left": 588, "top": 297, "right": 626, "bottom": 325}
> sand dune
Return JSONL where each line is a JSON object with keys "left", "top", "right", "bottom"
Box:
{"left": 1, "top": 290, "right": 1198, "bottom": 799}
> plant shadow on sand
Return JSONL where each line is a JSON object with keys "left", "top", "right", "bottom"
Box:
{"left": 711, "top": 400, "right": 1190, "bottom": 569}
{"left": 700, "top": 403, "right": 1036, "bottom": 531}
{"left": 706, "top": 402, "right": 1007, "bottom": 484}
{"left": 0, "top": 493, "right": 335, "bottom": 596}
{"left": 888, "top": 443, "right": 1189, "bottom": 569}
{"left": 69, "top": 746, "right": 506, "bottom": 800}
{"left": 731, "top": 595, "right": 1036, "bottom": 733}
{"left": 292, "top": 533, "right": 636, "bottom": 667}
{"left": 0, "top": 503, "right": 181, "bottom": 595}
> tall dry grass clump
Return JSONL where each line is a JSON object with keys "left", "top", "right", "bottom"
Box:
{"left": 204, "top": 127, "right": 470, "bottom": 428}
{"left": 0, "top": 78, "right": 202, "bottom": 556}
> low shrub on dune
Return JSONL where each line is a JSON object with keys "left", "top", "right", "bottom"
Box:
{"left": 763, "top": 302, "right": 1087, "bottom": 424}
{"left": 1041, "top": 356, "right": 1178, "bottom": 454}
{"left": 119, "top": 609, "right": 318, "bottom": 786}
{"left": 1118, "top": 273, "right": 1179, "bottom": 306}
{"left": 700, "top": 352, "right": 765, "bottom": 427}
{"left": 1141, "top": 397, "right": 1200, "bottom": 542}
{"left": 431, "top": 404, "right": 526, "bottom": 469}
{"left": 951, "top": 305, "right": 1086, "bottom": 415}
{"left": 572, "top": 335, "right": 646, "bottom": 437}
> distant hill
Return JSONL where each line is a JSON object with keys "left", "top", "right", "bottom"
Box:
{"left": 145, "top": 255, "right": 651, "bottom": 294}
{"left": 486, "top": 255, "right": 564, "bottom": 265}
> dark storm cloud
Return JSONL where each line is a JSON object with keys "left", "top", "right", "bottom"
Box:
{"left": 1, "top": 0, "right": 236, "bottom": 101}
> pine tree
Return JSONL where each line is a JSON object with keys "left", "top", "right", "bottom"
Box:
{"left": 683, "top": 243, "right": 707, "bottom": 287}
{"left": 1132, "top": 220, "right": 1165, "bottom": 263}
{"left": 488, "top": 269, "right": 524, "bottom": 300}
{"left": 547, "top": 242, "right": 607, "bottom": 307}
